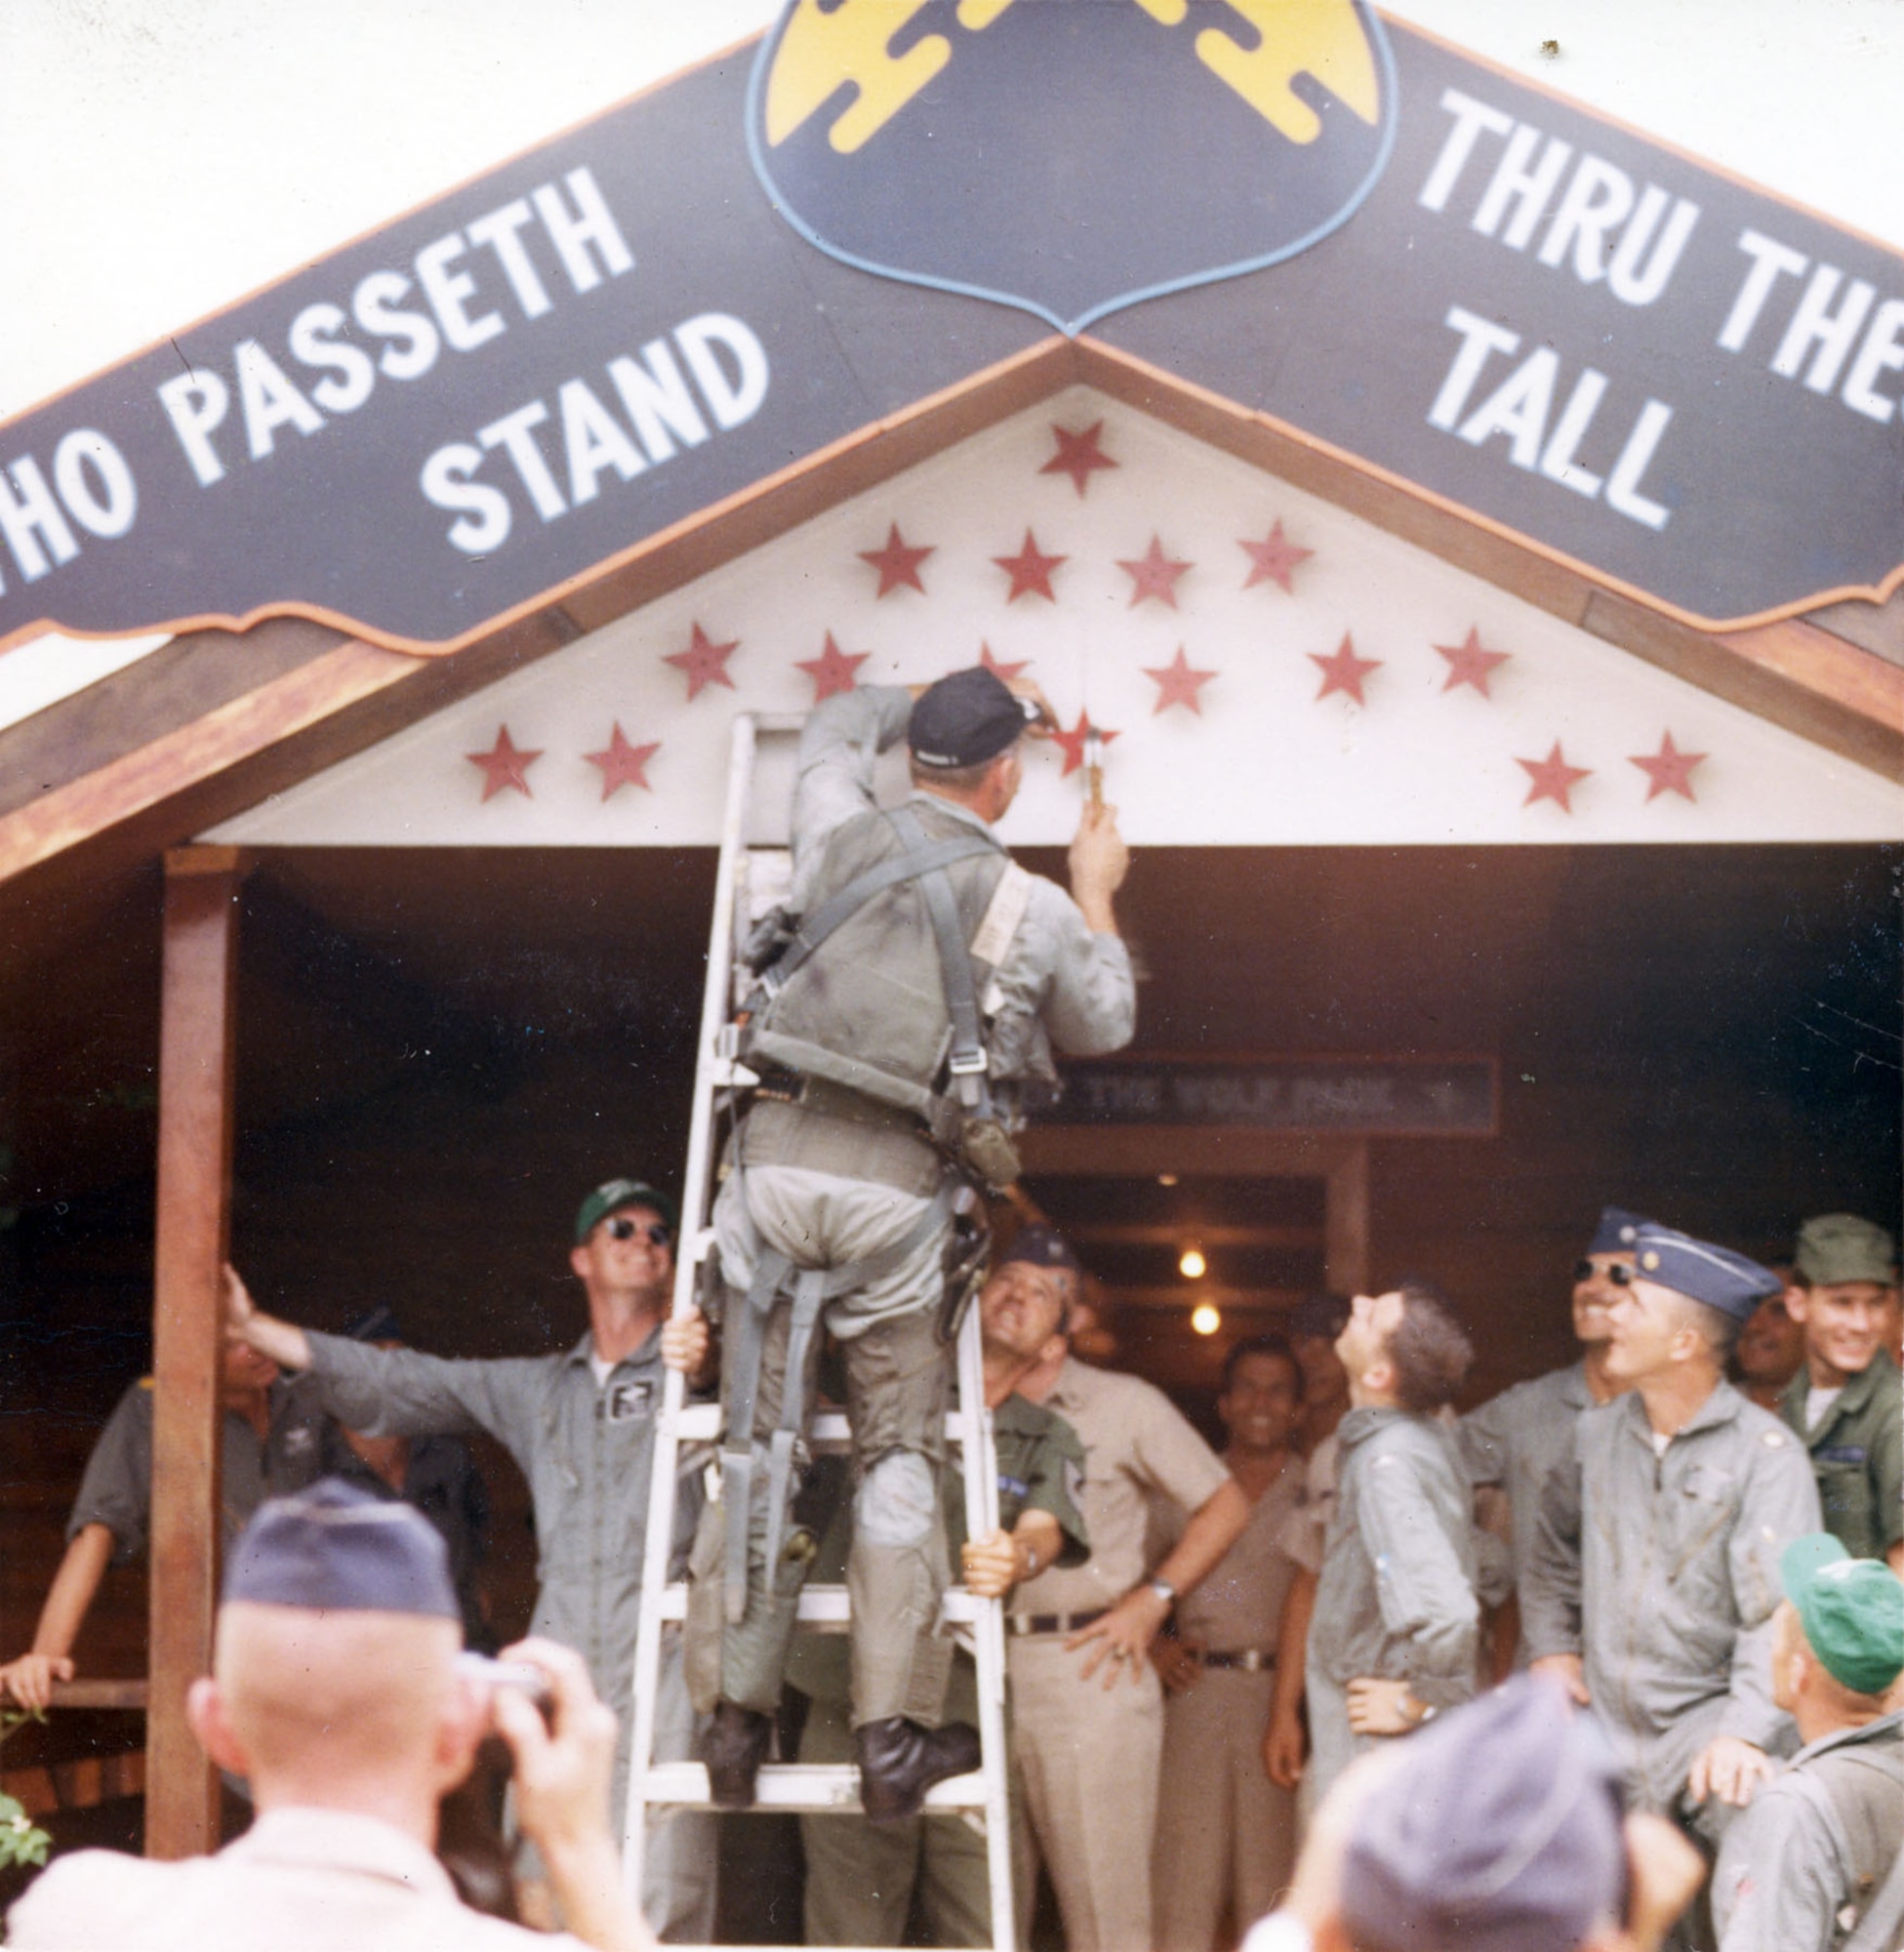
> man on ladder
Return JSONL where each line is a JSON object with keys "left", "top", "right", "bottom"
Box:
{"left": 692, "top": 665, "right": 1134, "bottom": 1821}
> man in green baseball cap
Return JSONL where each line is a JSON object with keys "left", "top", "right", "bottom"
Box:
{"left": 1713, "top": 1534, "right": 1904, "bottom": 1952}
{"left": 1782, "top": 1215, "right": 1903, "bottom": 1573}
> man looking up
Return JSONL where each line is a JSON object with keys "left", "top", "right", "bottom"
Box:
{"left": 1152, "top": 1334, "right": 1307, "bottom": 1952}
{"left": 1002, "top": 1246, "right": 1253, "bottom": 1952}
{"left": 8, "top": 1479, "right": 654, "bottom": 1952}
{"left": 1524, "top": 1223, "right": 1821, "bottom": 1877}
{"left": 1714, "top": 1534, "right": 1904, "bottom": 1952}
{"left": 1459, "top": 1206, "right": 1646, "bottom": 1667}
{"left": 223, "top": 1178, "right": 714, "bottom": 1941}
{"left": 1780, "top": 1215, "right": 1903, "bottom": 1573}
{"left": 1302, "top": 1281, "right": 1480, "bottom": 1803}
{"left": 699, "top": 666, "right": 1133, "bottom": 1820}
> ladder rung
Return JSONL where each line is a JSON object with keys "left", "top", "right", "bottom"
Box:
{"left": 641, "top": 1760, "right": 986, "bottom": 1813}
{"left": 669, "top": 1404, "right": 986, "bottom": 1449}
{"left": 648, "top": 1584, "right": 984, "bottom": 1627}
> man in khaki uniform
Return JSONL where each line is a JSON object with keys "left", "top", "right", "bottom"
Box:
{"left": 1009, "top": 1277, "right": 1252, "bottom": 1952}
{"left": 1152, "top": 1336, "right": 1307, "bottom": 1952}
{"left": 1779, "top": 1214, "right": 1903, "bottom": 1572}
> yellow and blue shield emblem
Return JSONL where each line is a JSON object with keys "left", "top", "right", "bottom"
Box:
{"left": 748, "top": 0, "right": 1397, "bottom": 335}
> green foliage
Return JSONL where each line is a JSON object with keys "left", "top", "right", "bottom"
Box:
{"left": 0, "top": 1709, "right": 54, "bottom": 1870}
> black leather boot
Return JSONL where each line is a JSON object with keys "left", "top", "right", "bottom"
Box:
{"left": 855, "top": 1717, "right": 982, "bottom": 1825}
{"left": 702, "top": 1700, "right": 773, "bottom": 1810}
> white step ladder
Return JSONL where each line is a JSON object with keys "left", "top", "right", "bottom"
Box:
{"left": 624, "top": 711, "right": 1018, "bottom": 1952}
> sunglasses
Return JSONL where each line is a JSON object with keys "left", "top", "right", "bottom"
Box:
{"left": 1574, "top": 1259, "right": 1635, "bottom": 1286}
{"left": 608, "top": 1217, "right": 671, "bottom": 1247}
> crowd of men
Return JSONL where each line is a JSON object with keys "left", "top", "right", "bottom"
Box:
{"left": 6, "top": 666, "right": 1901, "bottom": 1952}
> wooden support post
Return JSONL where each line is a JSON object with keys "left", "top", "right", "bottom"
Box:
{"left": 1324, "top": 1141, "right": 1371, "bottom": 1298}
{"left": 146, "top": 845, "right": 247, "bottom": 1858}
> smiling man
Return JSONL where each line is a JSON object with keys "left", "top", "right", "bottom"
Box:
{"left": 1524, "top": 1220, "right": 1822, "bottom": 1928}
{"left": 1780, "top": 1215, "right": 1903, "bottom": 1573}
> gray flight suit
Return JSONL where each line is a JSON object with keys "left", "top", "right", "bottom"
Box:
{"left": 1521, "top": 1381, "right": 1821, "bottom": 1842}
{"left": 704, "top": 684, "right": 1135, "bottom": 1731}
{"left": 1459, "top": 1361, "right": 1598, "bottom": 1665}
{"left": 1305, "top": 1406, "right": 1480, "bottom": 1804}
{"left": 302, "top": 1328, "right": 715, "bottom": 1942}
{"left": 1712, "top": 1711, "right": 1904, "bottom": 1952}
{"left": 69, "top": 1370, "right": 351, "bottom": 1559}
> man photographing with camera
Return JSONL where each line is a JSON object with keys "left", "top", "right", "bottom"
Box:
{"left": 7, "top": 1478, "right": 654, "bottom": 1952}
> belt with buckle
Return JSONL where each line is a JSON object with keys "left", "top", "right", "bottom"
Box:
{"left": 1199, "top": 1648, "right": 1276, "bottom": 1672}
{"left": 1006, "top": 1608, "right": 1108, "bottom": 1637}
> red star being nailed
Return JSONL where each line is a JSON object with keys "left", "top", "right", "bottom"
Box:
{"left": 1309, "top": 634, "right": 1382, "bottom": 707}
{"left": 1518, "top": 742, "right": 1593, "bottom": 813}
{"left": 1117, "top": 535, "right": 1194, "bottom": 609}
{"left": 859, "top": 522, "right": 934, "bottom": 597}
{"left": 1144, "top": 648, "right": 1217, "bottom": 714}
{"left": 1435, "top": 628, "right": 1513, "bottom": 698}
{"left": 1238, "top": 521, "right": 1313, "bottom": 593}
{"left": 466, "top": 725, "right": 542, "bottom": 801}
{"left": 1039, "top": 421, "right": 1119, "bottom": 497}
{"left": 796, "top": 631, "right": 869, "bottom": 701}
{"left": 665, "top": 623, "right": 739, "bottom": 701}
{"left": 1050, "top": 713, "right": 1120, "bottom": 779}
{"left": 993, "top": 529, "right": 1067, "bottom": 603}
{"left": 584, "top": 722, "right": 660, "bottom": 800}
{"left": 979, "top": 641, "right": 1031, "bottom": 682}
{"left": 1629, "top": 731, "right": 1706, "bottom": 802}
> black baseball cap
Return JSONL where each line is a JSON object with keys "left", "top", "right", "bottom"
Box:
{"left": 909, "top": 667, "right": 1039, "bottom": 769}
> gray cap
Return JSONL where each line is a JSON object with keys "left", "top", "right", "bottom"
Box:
{"left": 1796, "top": 1214, "right": 1898, "bottom": 1288}
{"left": 1341, "top": 1677, "right": 1626, "bottom": 1952}
{"left": 225, "top": 1478, "right": 460, "bottom": 1622}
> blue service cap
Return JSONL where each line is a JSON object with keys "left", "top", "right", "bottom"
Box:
{"left": 224, "top": 1477, "right": 460, "bottom": 1621}
{"left": 1586, "top": 1206, "right": 1652, "bottom": 1256}
{"left": 910, "top": 666, "right": 1040, "bottom": 769}
{"left": 1630, "top": 1223, "right": 1782, "bottom": 1322}
{"left": 997, "top": 1223, "right": 1080, "bottom": 1277}
{"left": 1341, "top": 1676, "right": 1627, "bottom": 1952}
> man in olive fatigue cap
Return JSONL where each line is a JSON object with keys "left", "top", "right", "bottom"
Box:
{"left": 1714, "top": 1534, "right": 1904, "bottom": 1951}
{"left": 1781, "top": 1215, "right": 1903, "bottom": 1573}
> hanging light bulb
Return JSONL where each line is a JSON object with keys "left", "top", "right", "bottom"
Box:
{"left": 1179, "top": 1247, "right": 1207, "bottom": 1280}
{"left": 1191, "top": 1303, "right": 1222, "bottom": 1336}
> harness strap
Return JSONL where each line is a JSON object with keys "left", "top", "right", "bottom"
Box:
{"left": 719, "top": 1179, "right": 957, "bottom": 1619}
{"left": 887, "top": 805, "right": 993, "bottom": 1116}
{"left": 750, "top": 828, "right": 998, "bottom": 1004}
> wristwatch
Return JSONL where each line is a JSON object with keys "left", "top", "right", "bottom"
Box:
{"left": 1147, "top": 1577, "right": 1177, "bottom": 1606}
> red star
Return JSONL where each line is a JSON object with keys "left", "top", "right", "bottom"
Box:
{"left": 1435, "top": 628, "right": 1513, "bottom": 698}
{"left": 1238, "top": 521, "right": 1313, "bottom": 593}
{"left": 466, "top": 725, "right": 541, "bottom": 801}
{"left": 979, "top": 641, "right": 1031, "bottom": 682}
{"left": 1629, "top": 731, "right": 1706, "bottom": 802}
{"left": 1050, "top": 713, "right": 1120, "bottom": 779}
{"left": 1039, "top": 421, "right": 1119, "bottom": 497}
{"left": 859, "top": 522, "right": 934, "bottom": 597}
{"left": 665, "top": 623, "right": 739, "bottom": 701}
{"left": 584, "top": 722, "right": 660, "bottom": 800}
{"left": 993, "top": 529, "right": 1067, "bottom": 603}
{"left": 1143, "top": 648, "right": 1217, "bottom": 714}
{"left": 1117, "top": 535, "right": 1194, "bottom": 609}
{"left": 1309, "top": 634, "right": 1382, "bottom": 707}
{"left": 1518, "top": 742, "right": 1593, "bottom": 813}
{"left": 796, "top": 631, "right": 869, "bottom": 701}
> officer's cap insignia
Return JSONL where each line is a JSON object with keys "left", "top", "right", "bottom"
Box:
{"left": 749, "top": 0, "right": 1398, "bottom": 336}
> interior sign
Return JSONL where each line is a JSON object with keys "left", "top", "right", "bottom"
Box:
{"left": 0, "top": 12, "right": 1894, "bottom": 658}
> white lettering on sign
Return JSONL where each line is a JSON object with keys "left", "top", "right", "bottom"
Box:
{"left": 422, "top": 313, "right": 771, "bottom": 556}
{"left": 1428, "top": 307, "right": 1674, "bottom": 529}
{"left": 1419, "top": 89, "right": 1699, "bottom": 307}
{"left": 0, "top": 429, "right": 140, "bottom": 594}
{"left": 148, "top": 166, "right": 633, "bottom": 493}
{"left": 1716, "top": 230, "right": 1904, "bottom": 424}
